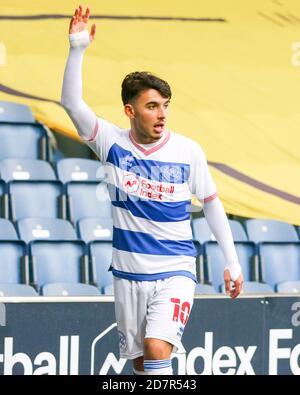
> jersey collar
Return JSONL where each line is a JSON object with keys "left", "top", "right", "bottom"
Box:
{"left": 129, "top": 130, "right": 171, "bottom": 156}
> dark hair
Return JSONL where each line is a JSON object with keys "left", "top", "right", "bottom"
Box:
{"left": 121, "top": 71, "right": 171, "bottom": 105}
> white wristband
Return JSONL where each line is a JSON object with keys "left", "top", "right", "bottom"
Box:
{"left": 224, "top": 263, "right": 242, "bottom": 281}
{"left": 69, "top": 30, "right": 90, "bottom": 48}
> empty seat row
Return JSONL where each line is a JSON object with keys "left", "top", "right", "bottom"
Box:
{"left": 0, "top": 237, "right": 113, "bottom": 294}
{"left": 1, "top": 216, "right": 299, "bottom": 293}
{"left": 192, "top": 218, "right": 300, "bottom": 292}
{"left": 0, "top": 159, "right": 112, "bottom": 223}
{"left": 0, "top": 158, "right": 103, "bottom": 184}
{"left": 0, "top": 282, "right": 114, "bottom": 297}
{"left": 0, "top": 216, "right": 113, "bottom": 295}
{"left": 192, "top": 217, "right": 300, "bottom": 243}
{"left": 0, "top": 99, "right": 51, "bottom": 161}
{"left": 0, "top": 217, "right": 113, "bottom": 243}
{"left": 195, "top": 240, "right": 300, "bottom": 292}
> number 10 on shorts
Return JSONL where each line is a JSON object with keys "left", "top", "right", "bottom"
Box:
{"left": 171, "top": 298, "right": 191, "bottom": 325}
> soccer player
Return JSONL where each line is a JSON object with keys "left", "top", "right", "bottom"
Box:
{"left": 61, "top": 5, "right": 244, "bottom": 375}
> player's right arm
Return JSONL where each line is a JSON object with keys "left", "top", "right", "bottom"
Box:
{"left": 61, "top": 5, "right": 97, "bottom": 141}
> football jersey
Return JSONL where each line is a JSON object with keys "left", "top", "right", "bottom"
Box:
{"left": 86, "top": 118, "right": 217, "bottom": 282}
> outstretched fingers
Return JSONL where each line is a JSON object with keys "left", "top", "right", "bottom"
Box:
{"left": 78, "top": 5, "right": 83, "bottom": 21}
{"left": 83, "top": 7, "right": 90, "bottom": 23}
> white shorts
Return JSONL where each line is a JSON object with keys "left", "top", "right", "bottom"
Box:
{"left": 113, "top": 275, "right": 196, "bottom": 360}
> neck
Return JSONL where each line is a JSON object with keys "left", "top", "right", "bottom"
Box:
{"left": 130, "top": 129, "right": 163, "bottom": 145}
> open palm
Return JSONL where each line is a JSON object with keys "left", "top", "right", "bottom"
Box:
{"left": 69, "top": 5, "right": 96, "bottom": 42}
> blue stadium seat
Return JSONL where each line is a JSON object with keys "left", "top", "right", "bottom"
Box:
{"left": 77, "top": 217, "right": 113, "bottom": 242}
{"left": 29, "top": 240, "right": 88, "bottom": 290}
{"left": 0, "top": 122, "right": 50, "bottom": 160}
{"left": 17, "top": 218, "right": 77, "bottom": 243}
{"left": 0, "top": 101, "right": 35, "bottom": 123}
{"left": 1, "top": 158, "right": 65, "bottom": 221}
{"left": 220, "top": 281, "right": 274, "bottom": 294}
{"left": 0, "top": 218, "right": 18, "bottom": 240}
{"left": 67, "top": 182, "right": 112, "bottom": 224}
{"left": 41, "top": 282, "right": 101, "bottom": 296}
{"left": 259, "top": 243, "right": 300, "bottom": 288}
{"left": 0, "top": 159, "right": 56, "bottom": 182}
{"left": 194, "top": 283, "right": 217, "bottom": 294}
{"left": 192, "top": 218, "right": 248, "bottom": 243}
{"left": 56, "top": 158, "right": 103, "bottom": 183}
{"left": 8, "top": 181, "right": 65, "bottom": 221}
{"left": 276, "top": 281, "right": 300, "bottom": 294}
{"left": 203, "top": 241, "right": 257, "bottom": 291}
{"left": 244, "top": 219, "right": 299, "bottom": 242}
{"left": 88, "top": 241, "right": 113, "bottom": 294}
{"left": 0, "top": 283, "right": 38, "bottom": 296}
{"left": 0, "top": 240, "right": 28, "bottom": 284}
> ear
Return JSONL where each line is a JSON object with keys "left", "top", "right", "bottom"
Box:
{"left": 124, "top": 104, "right": 135, "bottom": 119}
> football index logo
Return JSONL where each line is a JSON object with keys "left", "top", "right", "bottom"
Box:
{"left": 122, "top": 173, "right": 140, "bottom": 193}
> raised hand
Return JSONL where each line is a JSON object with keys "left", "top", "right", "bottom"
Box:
{"left": 69, "top": 5, "right": 96, "bottom": 42}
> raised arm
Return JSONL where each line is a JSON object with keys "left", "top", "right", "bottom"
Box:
{"left": 61, "top": 5, "right": 98, "bottom": 141}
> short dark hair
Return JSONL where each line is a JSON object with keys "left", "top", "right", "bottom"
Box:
{"left": 121, "top": 71, "right": 171, "bottom": 105}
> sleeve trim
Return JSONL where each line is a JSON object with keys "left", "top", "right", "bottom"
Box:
{"left": 203, "top": 192, "right": 218, "bottom": 203}
{"left": 84, "top": 117, "right": 99, "bottom": 142}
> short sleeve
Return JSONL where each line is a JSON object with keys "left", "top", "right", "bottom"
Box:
{"left": 188, "top": 142, "right": 217, "bottom": 203}
{"left": 85, "top": 118, "right": 124, "bottom": 163}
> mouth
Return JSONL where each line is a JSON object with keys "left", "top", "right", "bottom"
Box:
{"left": 153, "top": 123, "right": 165, "bottom": 133}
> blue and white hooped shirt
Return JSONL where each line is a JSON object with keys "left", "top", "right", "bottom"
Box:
{"left": 86, "top": 118, "right": 217, "bottom": 283}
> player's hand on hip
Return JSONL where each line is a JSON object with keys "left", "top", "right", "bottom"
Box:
{"left": 224, "top": 269, "right": 244, "bottom": 299}
{"left": 69, "top": 5, "right": 96, "bottom": 42}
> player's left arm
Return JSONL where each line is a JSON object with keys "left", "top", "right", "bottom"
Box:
{"left": 203, "top": 197, "right": 244, "bottom": 298}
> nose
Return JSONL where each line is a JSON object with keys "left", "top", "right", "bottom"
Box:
{"left": 158, "top": 106, "right": 167, "bottom": 119}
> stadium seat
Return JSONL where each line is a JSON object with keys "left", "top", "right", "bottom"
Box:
{"left": 244, "top": 219, "right": 299, "bottom": 242}
{"left": 1, "top": 158, "right": 66, "bottom": 221}
{"left": 220, "top": 281, "right": 274, "bottom": 294}
{"left": 77, "top": 217, "right": 113, "bottom": 242}
{"left": 0, "top": 283, "right": 38, "bottom": 297}
{"left": 203, "top": 241, "right": 257, "bottom": 291}
{"left": 259, "top": 243, "right": 300, "bottom": 288}
{"left": 0, "top": 240, "right": 28, "bottom": 284}
{"left": 29, "top": 240, "right": 88, "bottom": 290}
{"left": 88, "top": 241, "right": 113, "bottom": 294}
{"left": 67, "top": 182, "right": 112, "bottom": 224}
{"left": 194, "top": 283, "right": 217, "bottom": 294}
{"left": 276, "top": 281, "right": 300, "bottom": 294}
{"left": 41, "top": 282, "right": 101, "bottom": 296}
{"left": 8, "top": 181, "right": 65, "bottom": 221}
{"left": 0, "top": 218, "right": 18, "bottom": 240}
{"left": 0, "top": 122, "right": 50, "bottom": 160}
{"left": 56, "top": 158, "right": 103, "bottom": 183}
{"left": 0, "top": 158, "right": 56, "bottom": 182}
{"left": 192, "top": 218, "right": 248, "bottom": 243}
{"left": 0, "top": 101, "right": 35, "bottom": 123}
{"left": 17, "top": 217, "right": 77, "bottom": 243}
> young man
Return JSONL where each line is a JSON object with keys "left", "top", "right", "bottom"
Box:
{"left": 61, "top": 6, "right": 244, "bottom": 375}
